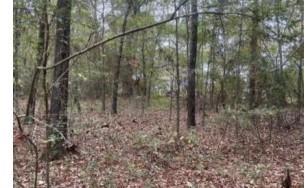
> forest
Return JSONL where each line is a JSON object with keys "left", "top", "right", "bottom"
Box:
{"left": 13, "top": 0, "right": 304, "bottom": 187}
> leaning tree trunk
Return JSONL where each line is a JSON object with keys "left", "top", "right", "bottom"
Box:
{"left": 186, "top": 0, "right": 198, "bottom": 127}
{"left": 47, "top": 0, "right": 72, "bottom": 160}
{"left": 111, "top": 3, "right": 130, "bottom": 114}
{"left": 26, "top": 0, "right": 49, "bottom": 123}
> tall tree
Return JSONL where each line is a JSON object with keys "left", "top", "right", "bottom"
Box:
{"left": 234, "top": 0, "right": 244, "bottom": 108}
{"left": 47, "top": 0, "right": 72, "bottom": 160}
{"left": 296, "top": 0, "right": 303, "bottom": 114}
{"left": 26, "top": 0, "right": 49, "bottom": 123}
{"left": 101, "top": 0, "right": 106, "bottom": 112}
{"left": 187, "top": 0, "right": 198, "bottom": 127}
{"left": 90, "top": 0, "right": 106, "bottom": 111}
{"left": 111, "top": 2, "right": 131, "bottom": 114}
{"left": 13, "top": 1, "right": 22, "bottom": 112}
{"left": 202, "top": 23, "right": 215, "bottom": 126}
{"left": 141, "top": 31, "right": 147, "bottom": 115}
{"left": 218, "top": 5, "right": 227, "bottom": 110}
{"left": 275, "top": 0, "right": 286, "bottom": 106}
{"left": 209, "top": 24, "right": 216, "bottom": 111}
{"left": 249, "top": 0, "right": 260, "bottom": 109}
{"left": 175, "top": 0, "right": 180, "bottom": 138}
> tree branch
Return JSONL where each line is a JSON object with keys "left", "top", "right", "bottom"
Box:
{"left": 38, "top": 10, "right": 252, "bottom": 70}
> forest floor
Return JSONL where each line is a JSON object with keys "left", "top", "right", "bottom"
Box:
{"left": 14, "top": 99, "right": 304, "bottom": 188}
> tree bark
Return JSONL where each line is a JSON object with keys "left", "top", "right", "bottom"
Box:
{"left": 111, "top": 3, "right": 131, "bottom": 114}
{"left": 47, "top": 0, "right": 72, "bottom": 160}
{"left": 187, "top": 0, "right": 198, "bottom": 127}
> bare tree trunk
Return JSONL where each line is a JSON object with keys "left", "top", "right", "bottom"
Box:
{"left": 147, "top": 36, "right": 160, "bottom": 107}
{"left": 187, "top": 0, "right": 198, "bottom": 127}
{"left": 276, "top": 0, "right": 286, "bottom": 106}
{"left": 91, "top": 0, "right": 106, "bottom": 112}
{"left": 210, "top": 64, "right": 215, "bottom": 111}
{"left": 122, "top": 3, "right": 142, "bottom": 99}
{"left": 185, "top": 3, "right": 190, "bottom": 60}
{"left": 249, "top": 0, "right": 259, "bottom": 109}
{"left": 200, "top": 14, "right": 206, "bottom": 126}
{"left": 111, "top": 3, "right": 131, "bottom": 114}
{"left": 202, "top": 59, "right": 210, "bottom": 126}
{"left": 297, "top": 3, "right": 304, "bottom": 112}
{"left": 175, "top": 0, "right": 181, "bottom": 138}
{"left": 141, "top": 31, "right": 147, "bottom": 115}
{"left": 297, "top": 62, "right": 303, "bottom": 110}
{"left": 42, "top": 34, "right": 49, "bottom": 119}
{"left": 147, "top": 77, "right": 152, "bottom": 106}
{"left": 169, "top": 78, "right": 174, "bottom": 121}
{"left": 13, "top": 3, "right": 21, "bottom": 112}
{"left": 26, "top": 0, "right": 49, "bottom": 123}
{"left": 218, "top": 4, "right": 227, "bottom": 110}
{"left": 101, "top": 52, "right": 106, "bottom": 111}
{"left": 47, "top": 0, "right": 72, "bottom": 160}
{"left": 147, "top": 60, "right": 155, "bottom": 107}
{"left": 100, "top": 0, "right": 106, "bottom": 112}
{"left": 202, "top": 26, "right": 214, "bottom": 125}
{"left": 234, "top": 0, "right": 244, "bottom": 109}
